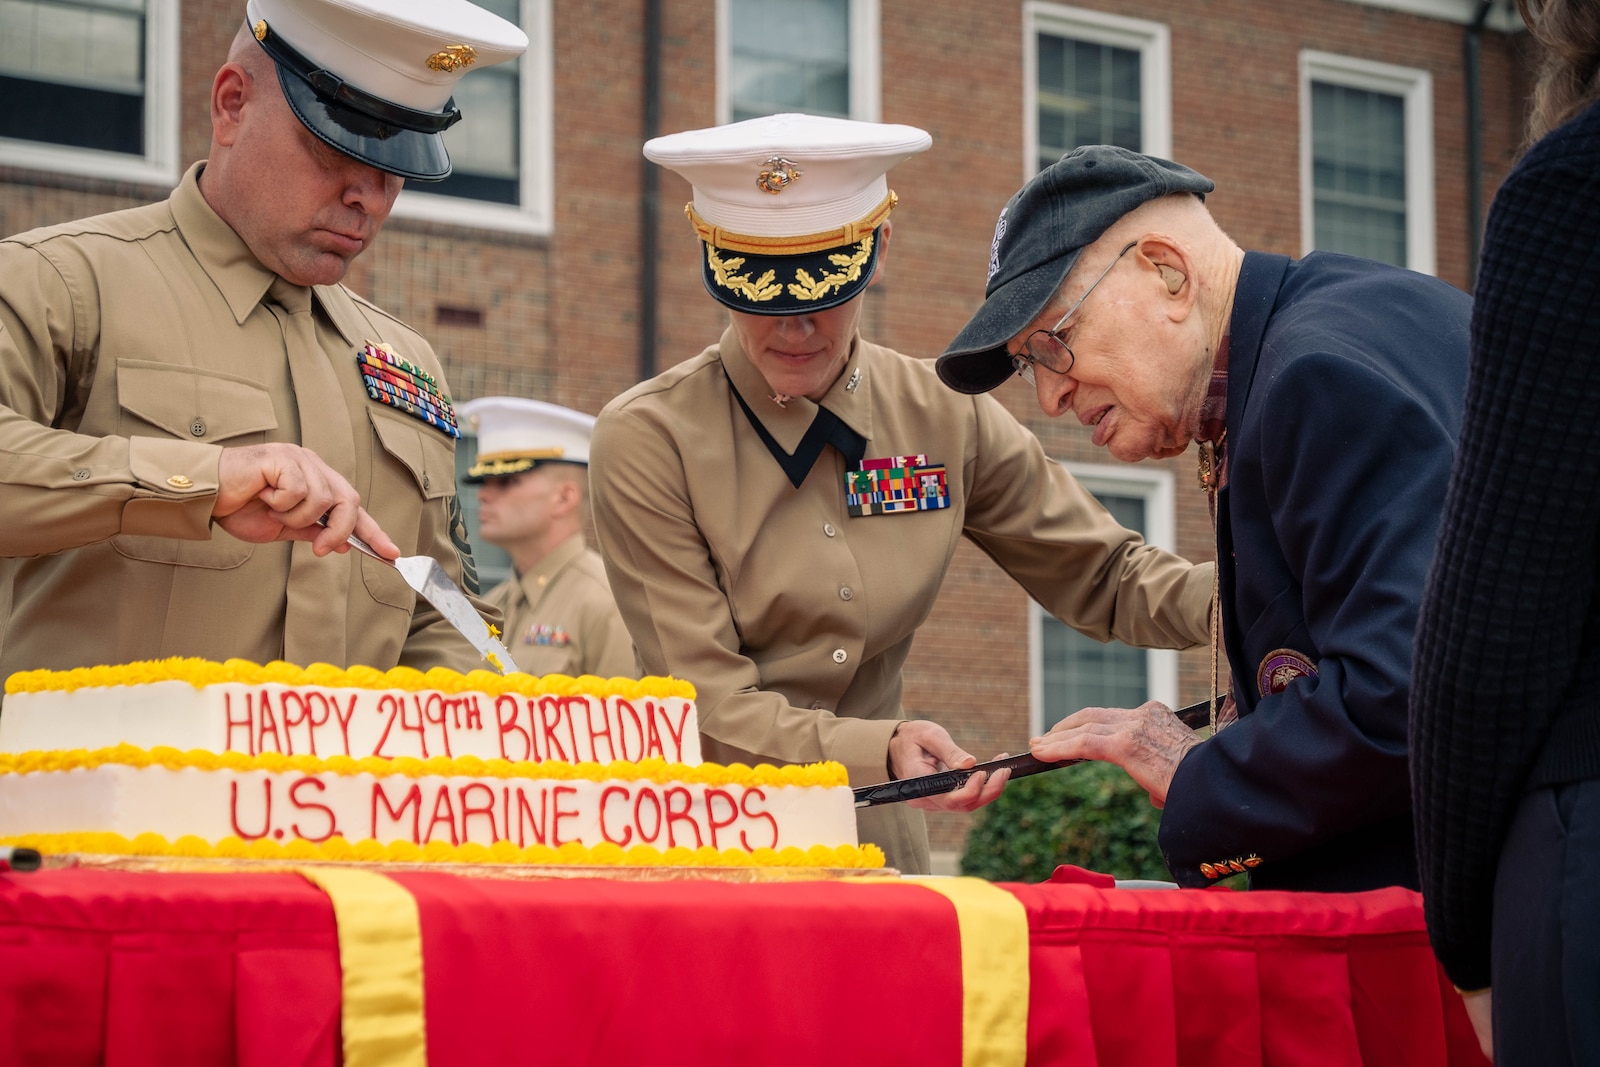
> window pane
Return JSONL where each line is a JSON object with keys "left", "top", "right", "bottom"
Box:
{"left": 1039, "top": 492, "right": 1149, "bottom": 727}
{"left": 1036, "top": 32, "right": 1141, "bottom": 173}
{"left": 453, "top": 436, "right": 514, "bottom": 590}
{"left": 1311, "top": 81, "right": 1407, "bottom": 266}
{"left": 413, "top": 1, "right": 522, "bottom": 205}
{"left": 0, "top": 0, "right": 144, "bottom": 154}
{"left": 730, "top": 0, "right": 849, "bottom": 122}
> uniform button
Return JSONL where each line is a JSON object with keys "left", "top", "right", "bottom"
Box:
{"left": 823, "top": 523, "right": 837, "bottom": 537}
{"left": 72, "top": 469, "right": 91, "bottom": 481}
{"left": 423, "top": 474, "right": 431, "bottom": 490}
{"left": 166, "top": 474, "right": 194, "bottom": 490}
{"left": 831, "top": 648, "right": 848, "bottom": 664}
{"left": 189, "top": 418, "right": 206, "bottom": 437}
{"left": 839, "top": 586, "right": 854, "bottom": 601}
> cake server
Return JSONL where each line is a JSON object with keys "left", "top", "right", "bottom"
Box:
{"left": 327, "top": 521, "right": 522, "bottom": 674}
{"left": 852, "top": 695, "right": 1223, "bottom": 807}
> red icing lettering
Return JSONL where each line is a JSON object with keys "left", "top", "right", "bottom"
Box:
{"left": 643, "top": 705, "right": 667, "bottom": 761}
{"left": 330, "top": 692, "right": 358, "bottom": 757}
{"left": 586, "top": 697, "right": 616, "bottom": 764}
{"left": 462, "top": 693, "right": 483, "bottom": 732}
{"left": 599, "top": 785, "right": 632, "bottom": 846}
{"left": 225, "top": 691, "right": 255, "bottom": 756}
{"left": 704, "top": 788, "right": 739, "bottom": 850}
{"left": 399, "top": 694, "right": 429, "bottom": 758}
{"left": 256, "top": 691, "right": 284, "bottom": 755}
{"left": 663, "top": 786, "right": 702, "bottom": 849}
{"left": 424, "top": 785, "right": 458, "bottom": 846}
{"left": 633, "top": 787, "right": 663, "bottom": 844}
{"left": 420, "top": 693, "right": 454, "bottom": 759}
{"left": 561, "top": 697, "right": 582, "bottom": 762}
{"left": 616, "top": 698, "right": 644, "bottom": 762}
{"left": 537, "top": 697, "right": 569, "bottom": 762}
{"left": 514, "top": 786, "right": 548, "bottom": 846}
{"left": 659, "top": 700, "right": 692, "bottom": 762}
{"left": 372, "top": 781, "right": 423, "bottom": 843}
{"left": 458, "top": 783, "right": 498, "bottom": 844}
{"left": 373, "top": 693, "right": 401, "bottom": 758}
{"left": 229, "top": 777, "right": 271, "bottom": 840}
{"left": 496, "top": 694, "right": 531, "bottom": 761}
{"left": 280, "top": 690, "right": 330, "bottom": 757}
{"left": 288, "top": 776, "right": 337, "bottom": 842}
{"left": 739, "top": 788, "right": 779, "bottom": 851}
{"left": 550, "top": 784, "right": 580, "bottom": 846}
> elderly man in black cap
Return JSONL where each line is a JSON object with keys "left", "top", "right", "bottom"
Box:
{"left": 0, "top": 0, "right": 525, "bottom": 679}
{"left": 939, "top": 146, "right": 1472, "bottom": 892}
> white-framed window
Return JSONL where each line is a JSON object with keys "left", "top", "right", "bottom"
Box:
{"left": 394, "top": 0, "right": 553, "bottom": 236}
{"left": 453, "top": 433, "right": 515, "bottom": 591}
{"left": 1023, "top": 1, "right": 1170, "bottom": 180}
{"left": 1028, "top": 462, "right": 1179, "bottom": 738}
{"left": 716, "top": 0, "right": 880, "bottom": 125}
{"left": 0, "top": 0, "right": 178, "bottom": 185}
{"left": 1300, "top": 51, "right": 1435, "bottom": 274}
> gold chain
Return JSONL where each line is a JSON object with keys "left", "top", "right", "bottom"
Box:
{"left": 1198, "top": 432, "right": 1227, "bottom": 733}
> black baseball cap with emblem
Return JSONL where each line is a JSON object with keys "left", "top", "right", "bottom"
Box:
{"left": 644, "top": 113, "right": 933, "bottom": 315}
{"left": 937, "top": 145, "right": 1215, "bottom": 394}
{"left": 244, "top": 0, "right": 527, "bottom": 181}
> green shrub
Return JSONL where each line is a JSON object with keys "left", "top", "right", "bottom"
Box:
{"left": 959, "top": 760, "right": 1171, "bottom": 883}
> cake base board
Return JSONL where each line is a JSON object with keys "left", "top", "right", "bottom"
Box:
{"left": 38, "top": 852, "right": 900, "bottom": 883}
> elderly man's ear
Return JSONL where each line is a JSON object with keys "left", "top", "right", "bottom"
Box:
{"left": 867, "top": 219, "right": 893, "bottom": 288}
{"left": 1136, "top": 239, "right": 1196, "bottom": 320}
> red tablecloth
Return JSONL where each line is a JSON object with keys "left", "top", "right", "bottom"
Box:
{"left": 0, "top": 865, "right": 1486, "bottom": 1066}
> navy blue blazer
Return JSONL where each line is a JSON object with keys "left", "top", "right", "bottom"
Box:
{"left": 1158, "top": 251, "right": 1470, "bottom": 891}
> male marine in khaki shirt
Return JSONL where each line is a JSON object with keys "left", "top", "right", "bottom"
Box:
{"left": 460, "top": 398, "right": 635, "bottom": 679}
{"left": 591, "top": 114, "right": 1213, "bottom": 874}
{"left": 0, "top": 0, "right": 525, "bottom": 682}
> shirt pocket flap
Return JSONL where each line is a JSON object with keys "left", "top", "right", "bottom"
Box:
{"left": 369, "top": 407, "right": 454, "bottom": 500}
{"left": 117, "top": 359, "right": 279, "bottom": 443}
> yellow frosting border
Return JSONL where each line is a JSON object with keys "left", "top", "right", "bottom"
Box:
{"left": 0, "top": 743, "right": 850, "bottom": 788}
{"left": 0, "top": 831, "right": 886, "bottom": 869}
{"left": 4, "top": 656, "right": 695, "bottom": 700}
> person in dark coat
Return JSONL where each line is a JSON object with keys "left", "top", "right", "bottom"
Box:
{"left": 1411, "top": 0, "right": 1600, "bottom": 1060}
{"left": 937, "top": 146, "right": 1469, "bottom": 893}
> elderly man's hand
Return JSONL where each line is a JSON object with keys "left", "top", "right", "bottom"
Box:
{"left": 888, "top": 719, "right": 1012, "bottom": 813}
{"left": 1029, "top": 700, "right": 1201, "bottom": 808}
{"left": 214, "top": 443, "right": 400, "bottom": 559}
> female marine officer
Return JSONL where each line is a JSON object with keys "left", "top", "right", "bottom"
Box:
{"left": 589, "top": 114, "right": 1212, "bottom": 874}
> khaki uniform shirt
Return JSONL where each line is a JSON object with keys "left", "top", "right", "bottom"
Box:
{"left": 591, "top": 327, "right": 1213, "bottom": 873}
{"left": 485, "top": 534, "right": 636, "bottom": 678}
{"left": 0, "top": 162, "right": 492, "bottom": 681}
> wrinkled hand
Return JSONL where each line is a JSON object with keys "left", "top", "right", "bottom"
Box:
{"left": 213, "top": 443, "right": 399, "bottom": 559}
{"left": 889, "top": 719, "right": 1011, "bottom": 813}
{"left": 1029, "top": 700, "right": 1201, "bottom": 808}
{"left": 1459, "top": 988, "right": 1492, "bottom": 1062}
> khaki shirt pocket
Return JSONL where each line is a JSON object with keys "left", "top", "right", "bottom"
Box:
{"left": 111, "top": 361, "right": 279, "bottom": 569}
{"left": 362, "top": 408, "right": 457, "bottom": 609}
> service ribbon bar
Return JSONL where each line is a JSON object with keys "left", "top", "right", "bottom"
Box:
{"left": 356, "top": 342, "right": 461, "bottom": 439}
{"left": 845, "top": 458, "right": 950, "bottom": 517}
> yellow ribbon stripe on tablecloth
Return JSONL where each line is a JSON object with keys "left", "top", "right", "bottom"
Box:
{"left": 849, "top": 876, "right": 1030, "bottom": 1067}
{"left": 298, "top": 867, "right": 427, "bottom": 1067}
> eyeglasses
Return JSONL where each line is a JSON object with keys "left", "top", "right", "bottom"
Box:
{"left": 1011, "top": 241, "right": 1137, "bottom": 386}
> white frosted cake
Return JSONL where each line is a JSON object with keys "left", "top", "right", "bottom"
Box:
{"left": 0, "top": 659, "right": 881, "bottom": 870}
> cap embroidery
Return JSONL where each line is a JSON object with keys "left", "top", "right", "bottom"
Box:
{"left": 788, "top": 233, "right": 874, "bottom": 301}
{"left": 706, "top": 246, "right": 782, "bottom": 302}
{"left": 986, "top": 207, "right": 1009, "bottom": 283}
{"left": 756, "top": 157, "right": 803, "bottom": 194}
{"left": 426, "top": 44, "right": 478, "bottom": 72}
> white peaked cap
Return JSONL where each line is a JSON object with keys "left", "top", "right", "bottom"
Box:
{"left": 644, "top": 113, "right": 932, "bottom": 238}
{"left": 459, "top": 398, "right": 595, "bottom": 475}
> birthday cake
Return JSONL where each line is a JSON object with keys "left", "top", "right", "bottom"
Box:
{"left": 0, "top": 659, "right": 881, "bottom": 869}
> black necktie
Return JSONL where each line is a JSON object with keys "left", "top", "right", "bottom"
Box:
{"left": 731, "top": 383, "right": 866, "bottom": 489}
